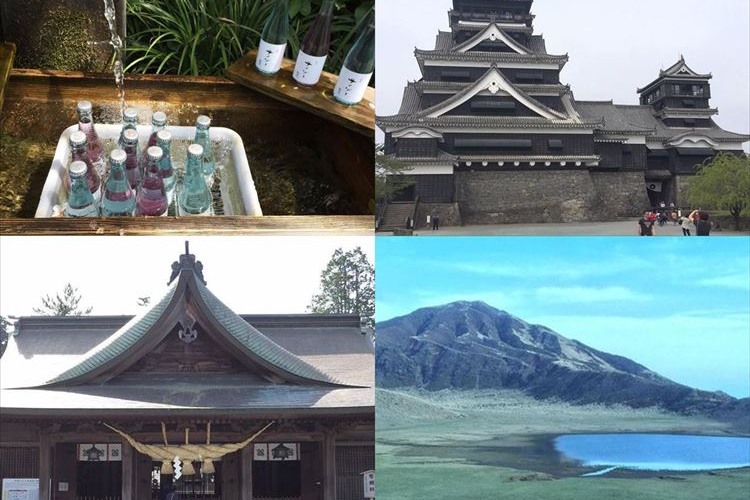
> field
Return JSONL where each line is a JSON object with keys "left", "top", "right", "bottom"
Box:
{"left": 376, "top": 389, "right": 750, "bottom": 499}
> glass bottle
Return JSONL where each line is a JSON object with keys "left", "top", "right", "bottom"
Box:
{"left": 136, "top": 146, "right": 168, "bottom": 216}
{"left": 333, "top": 17, "right": 375, "bottom": 106}
{"left": 156, "top": 130, "right": 176, "bottom": 203}
{"left": 255, "top": 0, "right": 289, "bottom": 75}
{"left": 68, "top": 130, "right": 102, "bottom": 202}
{"left": 101, "top": 148, "right": 136, "bottom": 216}
{"left": 147, "top": 111, "right": 167, "bottom": 149}
{"left": 178, "top": 144, "right": 213, "bottom": 216}
{"left": 194, "top": 115, "right": 215, "bottom": 179}
{"left": 293, "top": 0, "right": 335, "bottom": 86}
{"left": 118, "top": 107, "right": 139, "bottom": 148}
{"left": 121, "top": 128, "right": 142, "bottom": 189}
{"left": 76, "top": 100, "right": 105, "bottom": 177}
{"left": 65, "top": 160, "right": 99, "bottom": 217}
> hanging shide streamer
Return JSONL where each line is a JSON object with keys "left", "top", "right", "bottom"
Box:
{"left": 102, "top": 421, "right": 275, "bottom": 470}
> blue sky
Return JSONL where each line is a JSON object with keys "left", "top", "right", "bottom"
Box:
{"left": 376, "top": 237, "right": 750, "bottom": 398}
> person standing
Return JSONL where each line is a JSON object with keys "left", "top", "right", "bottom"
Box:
{"left": 638, "top": 211, "right": 655, "bottom": 236}
{"left": 431, "top": 210, "right": 440, "bottom": 230}
{"left": 696, "top": 212, "right": 712, "bottom": 236}
{"left": 679, "top": 214, "right": 692, "bottom": 236}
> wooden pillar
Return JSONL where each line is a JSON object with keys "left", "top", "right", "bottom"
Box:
{"left": 39, "top": 431, "right": 51, "bottom": 500}
{"left": 240, "top": 446, "right": 253, "bottom": 500}
{"left": 121, "top": 442, "right": 134, "bottom": 500}
{"left": 322, "top": 431, "right": 336, "bottom": 500}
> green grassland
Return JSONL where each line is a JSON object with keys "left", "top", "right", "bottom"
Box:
{"left": 376, "top": 389, "right": 750, "bottom": 500}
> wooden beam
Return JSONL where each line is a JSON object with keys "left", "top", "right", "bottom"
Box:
{"left": 322, "top": 430, "right": 336, "bottom": 500}
{"left": 226, "top": 50, "right": 375, "bottom": 138}
{"left": 39, "top": 431, "right": 51, "bottom": 500}
{"left": 0, "top": 216, "right": 374, "bottom": 235}
{"left": 240, "top": 445, "right": 253, "bottom": 500}
{"left": 0, "top": 43, "right": 16, "bottom": 115}
{"left": 121, "top": 441, "right": 134, "bottom": 500}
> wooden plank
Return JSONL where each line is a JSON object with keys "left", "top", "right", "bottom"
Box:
{"left": 240, "top": 445, "right": 253, "bottom": 500}
{"left": 0, "top": 43, "right": 16, "bottom": 115}
{"left": 39, "top": 431, "right": 51, "bottom": 500}
{"left": 322, "top": 430, "right": 336, "bottom": 500}
{"left": 0, "top": 216, "right": 374, "bottom": 235}
{"left": 121, "top": 442, "right": 133, "bottom": 500}
{"left": 226, "top": 50, "right": 374, "bottom": 138}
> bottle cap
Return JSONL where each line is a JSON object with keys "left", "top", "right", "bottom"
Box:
{"left": 147, "top": 146, "right": 164, "bottom": 161}
{"left": 69, "top": 131, "right": 87, "bottom": 146}
{"left": 156, "top": 130, "right": 171, "bottom": 142}
{"left": 196, "top": 115, "right": 211, "bottom": 127}
{"left": 123, "top": 107, "right": 138, "bottom": 121}
{"left": 70, "top": 160, "right": 87, "bottom": 175}
{"left": 77, "top": 100, "right": 92, "bottom": 113}
{"left": 123, "top": 129, "right": 139, "bottom": 142}
{"left": 110, "top": 149, "right": 127, "bottom": 163}
{"left": 152, "top": 111, "right": 167, "bottom": 126}
{"left": 187, "top": 143, "right": 204, "bottom": 157}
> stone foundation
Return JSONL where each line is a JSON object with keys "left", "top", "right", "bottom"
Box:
{"left": 415, "top": 202, "right": 462, "bottom": 228}
{"left": 590, "top": 171, "right": 649, "bottom": 217}
{"left": 454, "top": 170, "right": 650, "bottom": 223}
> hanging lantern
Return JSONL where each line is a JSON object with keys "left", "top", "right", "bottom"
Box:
{"left": 182, "top": 460, "right": 196, "bottom": 476}
{"left": 202, "top": 459, "right": 215, "bottom": 474}
{"left": 161, "top": 460, "right": 174, "bottom": 475}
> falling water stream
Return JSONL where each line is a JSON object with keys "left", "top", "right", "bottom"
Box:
{"left": 103, "top": 0, "right": 126, "bottom": 115}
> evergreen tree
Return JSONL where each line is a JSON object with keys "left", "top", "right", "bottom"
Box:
{"left": 0, "top": 316, "right": 11, "bottom": 357}
{"left": 33, "top": 283, "right": 93, "bottom": 316}
{"left": 308, "top": 247, "right": 374, "bottom": 327}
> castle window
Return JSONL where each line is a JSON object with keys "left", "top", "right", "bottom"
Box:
{"left": 548, "top": 139, "right": 563, "bottom": 150}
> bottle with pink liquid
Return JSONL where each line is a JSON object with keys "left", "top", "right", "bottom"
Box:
{"left": 76, "top": 100, "right": 105, "bottom": 178}
{"left": 121, "top": 129, "right": 142, "bottom": 189}
{"left": 146, "top": 111, "right": 167, "bottom": 149}
{"left": 67, "top": 130, "right": 102, "bottom": 202}
{"left": 136, "top": 146, "right": 168, "bottom": 216}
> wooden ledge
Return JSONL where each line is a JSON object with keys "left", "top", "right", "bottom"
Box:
{"left": 226, "top": 49, "right": 374, "bottom": 138}
{"left": 0, "top": 43, "right": 16, "bottom": 114}
{"left": 0, "top": 216, "right": 375, "bottom": 236}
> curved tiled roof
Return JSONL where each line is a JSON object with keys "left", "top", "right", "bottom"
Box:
{"left": 44, "top": 270, "right": 344, "bottom": 388}
{"left": 415, "top": 49, "right": 568, "bottom": 66}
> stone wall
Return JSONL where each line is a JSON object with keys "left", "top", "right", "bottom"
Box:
{"left": 455, "top": 169, "right": 649, "bottom": 223}
{"left": 590, "top": 171, "right": 649, "bottom": 217}
{"left": 455, "top": 170, "right": 605, "bottom": 223}
{"left": 415, "top": 202, "right": 462, "bottom": 228}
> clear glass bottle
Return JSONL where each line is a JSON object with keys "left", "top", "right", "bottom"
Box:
{"left": 147, "top": 111, "right": 167, "bottom": 149}
{"left": 68, "top": 130, "right": 102, "bottom": 202}
{"left": 101, "top": 149, "right": 136, "bottom": 216}
{"left": 255, "top": 0, "right": 289, "bottom": 75}
{"left": 194, "top": 115, "right": 216, "bottom": 179}
{"left": 118, "top": 107, "right": 139, "bottom": 148}
{"left": 121, "top": 128, "right": 142, "bottom": 189}
{"left": 136, "top": 146, "right": 168, "bottom": 216}
{"left": 156, "top": 130, "right": 176, "bottom": 203}
{"left": 333, "top": 17, "right": 375, "bottom": 106}
{"left": 293, "top": 0, "right": 335, "bottom": 86}
{"left": 65, "top": 160, "right": 100, "bottom": 217}
{"left": 178, "top": 143, "right": 213, "bottom": 216}
{"left": 76, "top": 100, "right": 105, "bottom": 177}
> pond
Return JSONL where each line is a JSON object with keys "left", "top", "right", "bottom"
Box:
{"left": 555, "top": 434, "right": 750, "bottom": 472}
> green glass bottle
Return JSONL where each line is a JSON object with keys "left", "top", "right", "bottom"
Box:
{"left": 194, "top": 115, "right": 216, "bottom": 179}
{"left": 101, "top": 149, "right": 136, "bottom": 217}
{"left": 256, "top": 0, "right": 290, "bottom": 75}
{"left": 178, "top": 144, "right": 213, "bottom": 216}
{"left": 118, "top": 107, "right": 139, "bottom": 148}
{"left": 156, "top": 130, "right": 176, "bottom": 203}
{"left": 333, "top": 17, "right": 375, "bottom": 106}
{"left": 65, "top": 161, "right": 100, "bottom": 217}
{"left": 293, "top": 0, "right": 335, "bottom": 86}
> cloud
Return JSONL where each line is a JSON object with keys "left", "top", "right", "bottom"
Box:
{"left": 534, "top": 286, "right": 649, "bottom": 303}
{"left": 698, "top": 274, "right": 750, "bottom": 290}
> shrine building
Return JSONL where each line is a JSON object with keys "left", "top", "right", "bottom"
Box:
{"left": 0, "top": 244, "right": 374, "bottom": 500}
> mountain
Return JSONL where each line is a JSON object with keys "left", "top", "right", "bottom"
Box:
{"left": 376, "top": 301, "right": 741, "bottom": 419}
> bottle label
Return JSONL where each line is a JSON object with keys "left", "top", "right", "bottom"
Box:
{"left": 256, "top": 40, "right": 286, "bottom": 74}
{"left": 333, "top": 67, "right": 373, "bottom": 105}
{"left": 293, "top": 51, "right": 327, "bottom": 85}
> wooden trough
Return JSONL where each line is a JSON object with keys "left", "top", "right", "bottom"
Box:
{"left": 0, "top": 67, "right": 374, "bottom": 235}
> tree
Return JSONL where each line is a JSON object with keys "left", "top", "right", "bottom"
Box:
{"left": 687, "top": 154, "right": 750, "bottom": 230}
{"left": 0, "top": 316, "right": 11, "bottom": 357}
{"left": 308, "top": 247, "right": 374, "bottom": 327}
{"left": 33, "top": 283, "right": 93, "bottom": 316}
{"left": 375, "top": 143, "right": 414, "bottom": 202}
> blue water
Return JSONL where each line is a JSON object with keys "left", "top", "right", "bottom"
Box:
{"left": 555, "top": 434, "right": 750, "bottom": 472}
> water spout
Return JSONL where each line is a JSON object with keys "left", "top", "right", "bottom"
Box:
{"left": 103, "top": 0, "right": 125, "bottom": 115}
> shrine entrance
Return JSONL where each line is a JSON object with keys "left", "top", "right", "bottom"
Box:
{"left": 150, "top": 461, "right": 222, "bottom": 500}
{"left": 76, "top": 461, "right": 122, "bottom": 500}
